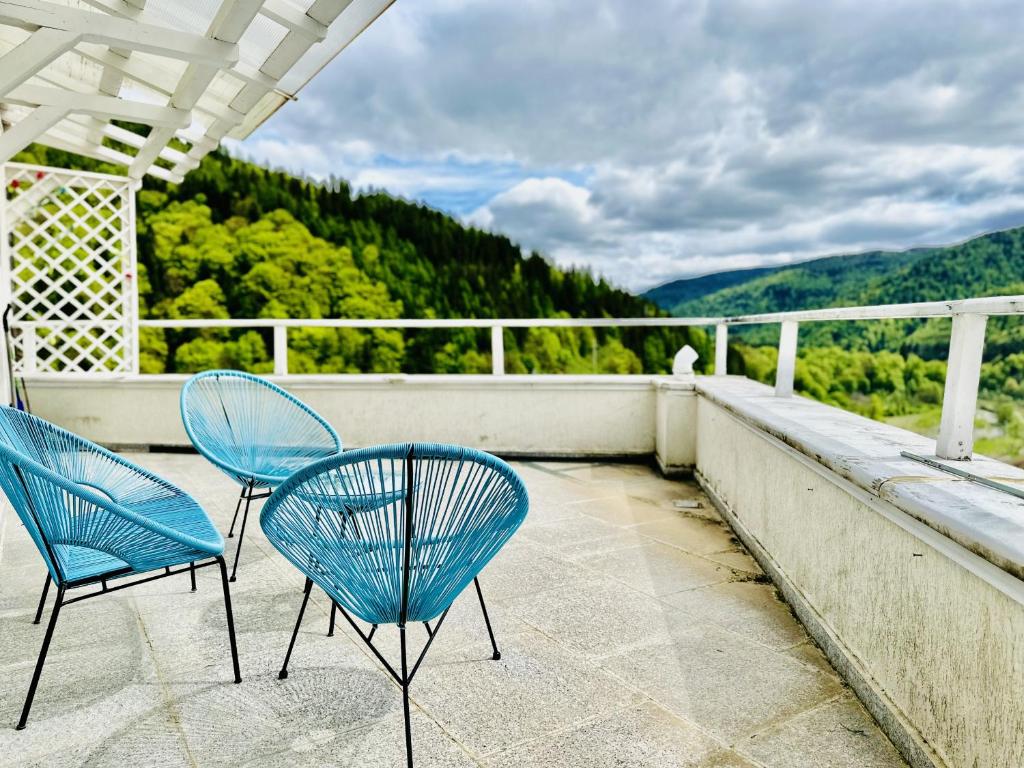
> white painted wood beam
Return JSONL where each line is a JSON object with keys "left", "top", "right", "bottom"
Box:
{"left": 36, "top": 129, "right": 180, "bottom": 182}
{"left": 305, "top": 0, "right": 355, "bottom": 27}
{"left": 260, "top": 0, "right": 327, "bottom": 41}
{"left": 0, "top": 27, "right": 78, "bottom": 96}
{"left": 0, "top": 0, "right": 237, "bottom": 66}
{"left": 9, "top": 85, "right": 190, "bottom": 128}
{"left": 127, "top": 0, "right": 263, "bottom": 178}
{"left": 77, "top": 0, "right": 140, "bottom": 20}
{"left": 0, "top": 104, "right": 65, "bottom": 161}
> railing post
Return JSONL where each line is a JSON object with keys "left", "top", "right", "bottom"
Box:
{"left": 23, "top": 326, "right": 37, "bottom": 374}
{"left": 715, "top": 323, "right": 728, "bottom": 376}
{"left": 273, "top": 324, "right": 288, "bottom": 376}
{"left": 936, "top": 313, "right": 987, "bottom": 460}
{"left": 775, "top": 320, "right": 798, "bottom": 397}
{"left": 491, "top": 325, "right": 505, "bottom": 375}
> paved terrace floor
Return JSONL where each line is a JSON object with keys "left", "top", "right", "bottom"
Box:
{"left": 0, "top": 455, "right": 906, "bottom": 768}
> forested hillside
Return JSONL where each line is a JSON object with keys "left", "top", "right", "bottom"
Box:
{"left": 646, "top": 229, "right": 1024, "bottom": 462}
{"left": 16, "top": 145, "right": 707, "bottom": 375}
{"left": 643, "top": 265, "right": 778, "bottom": 308}
{"left": 649, "top": 230, "right": 1024, "bottom": 357}
{"left": 644, "top": 250, "right": 924, "bottom": 312}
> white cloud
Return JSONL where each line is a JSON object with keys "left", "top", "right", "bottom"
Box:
{"left": 239, "top": 0, "right": 1024, "bottom": 291}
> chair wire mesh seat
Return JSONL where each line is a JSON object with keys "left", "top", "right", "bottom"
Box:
{"left": 0, "top": 406, "right": 241, "bottom": 730}
{"left": 180, "top": 370, "right": 342, "bottom": 581}
{"left": 261, "top": 442, "right": 529, "bottom": 768}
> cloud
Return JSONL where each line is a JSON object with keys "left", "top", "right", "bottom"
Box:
{"left": 240, "top": 0, "right": 1024, "bottom": 291}
{"left": 469, "top": 178, "right": 598, "bottom": 247}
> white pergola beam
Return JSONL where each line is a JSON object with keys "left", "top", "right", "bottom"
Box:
{"left": 0, "top": 27, "right": 78, "bottom": 96}
{"left": 75, "top": 44, "right": 250, "bottom": 129}
{"left": 56, "top": 115, "right": 190, "bottom": 168}
{"left": 225, "top": 60, "right": 279, "bottom": 90}
{"left": 128, "top": 0, "right": 263, "bottom": 177}
{"left": 0, "top": 0, "right": 393, "bottom": 180}
{"left": 9, "top": 84, "right": 189, "bottom": 128}
{"left": 0, "top": 0, "right": 238, "bottom": 66}
{"left": 259, "top": 0, "right": 327, "bottom": 41}
{"left": 43, "top": 124, "right": 181, "bottom": 182}
{"left": 305, "top": 0, "right": 354, "bottom": 27}
{"left": 78, "top": 0, "right": 140, "bottom": 20}
{"left": 0, "top": 104, "right": 65, "bottom": 160}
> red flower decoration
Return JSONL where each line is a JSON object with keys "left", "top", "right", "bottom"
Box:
{"left": 10, "top": 179, "right": 20, "bottom": 189}
{"left": 35, "top": 171, "right": 45, "bottom": 180}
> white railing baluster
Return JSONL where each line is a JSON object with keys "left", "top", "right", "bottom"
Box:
{"left": 715, "top": 323, "right": 728, "bottom": 376}
{"left": 273, "top": 324, "right": 288, "bottom": 376}
{"left": 936, "top": 313, "right": 987, "bottom": 460}
{"left": 491, "top": 325, "right": 505, "bottom": 375}
{"left": 775, "top": 320, "right": 799, "bottom": 397}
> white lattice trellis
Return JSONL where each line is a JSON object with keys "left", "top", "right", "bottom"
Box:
{"left": 0, "top": 163, "right": 139, "bottom": 375}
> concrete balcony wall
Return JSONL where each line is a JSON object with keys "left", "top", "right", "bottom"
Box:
{"left": 695, "top": 377, "right": 1024, "bottom": 768}
{"left": 22, "top": 374, "right": 698, "bottom": 461}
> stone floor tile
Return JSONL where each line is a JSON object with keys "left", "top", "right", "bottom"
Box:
{"left": 490, "top": 701, "right": 724, "bottom": 768}
{"left": 784, "top": 639, "right": 837, "bottom": 677}
{"left": 518, "top": 513, "right": 632, "bottom": 556}
{"left": 632, "top": 513, "right": 739, "bottom": 555}
{"left": 661, "top": 581, "right": 808, "bottom": 651}
{"left": 503, "top": 573, "right": 681, "bottom": 660}
{"left": 568, "top": 493, "right": 680, "bottom": 527}
{"left": 739, "top": 695, "right": 906, "bottom": 768}
{"left": 600, "top": 621, "right": 843, "bottom": 742}
{"left": 411, "top": 630, "right": 638, "bottom": 757}
{"left": 579, "top": 542, "right": 735, "bottom": 597}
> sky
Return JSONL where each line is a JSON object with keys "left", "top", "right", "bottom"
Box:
{"left": 234, "top": 0, "right": 1024, "bottom": 292}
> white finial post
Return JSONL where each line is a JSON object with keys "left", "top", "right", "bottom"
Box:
{"left": 672, "top": 345, "right": 699, "bottom": 382}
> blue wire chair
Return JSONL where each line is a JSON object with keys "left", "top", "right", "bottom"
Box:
{"left": 180, "top": 370, "right": 342, "bottom": 581}
{"left": 261, "top": 442, "right": 529, "bottom": 768}
{"left": 0, "top": 406, "right": 241, "bottom": 730}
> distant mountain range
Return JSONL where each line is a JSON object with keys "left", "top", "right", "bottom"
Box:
{"left": 643, "top": 227, "right": 1024, "bottom": 357}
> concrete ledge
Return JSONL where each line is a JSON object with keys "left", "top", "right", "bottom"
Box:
{"left": 697, "top": 376, "right": 1024, "bottom": 581}
{"left": 696, "top": 385, "right": 1024, "bottom": 768}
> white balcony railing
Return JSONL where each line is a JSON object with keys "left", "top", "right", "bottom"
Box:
{"left": 9, "top": 294, "right": 1023, "bottom": 461}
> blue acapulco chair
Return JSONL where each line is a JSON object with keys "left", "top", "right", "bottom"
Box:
{"left": 180, "top": 370, "right": 342, "bottom": 581}
{"left": 0, "top": 406, "right": 241, "bottom": 730}
{"left": 261, "top": 443, "right": 529, "bottom": 768}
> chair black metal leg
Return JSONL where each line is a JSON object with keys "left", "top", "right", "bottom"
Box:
{"left": 279, "top": 578, "right": 313, "bottom": 680}
{"left": 216, "top": 557, "right": 242, "bottom": 684}
{"left": 17, "top": 586, "right": 65, "bottom": 729}
{"left": 229, "top": 486, "right": 254, "bottom": 582}
{"left": 399, "top": 624, "right": 414, "bottom": 768}
{"left": 473, "top": 577, "right": 501, "bottom": 660}
{"left": 227, "top": 487, "right": 245, "bottom": 538}
{"left": 328, "top": 600, "right": 336, "bottom": 637}
{"left": 189, "top": 562, "right": 197, "bottom": 592}
{"left": 32, "top": 574, "right": 51, "bottom": 625}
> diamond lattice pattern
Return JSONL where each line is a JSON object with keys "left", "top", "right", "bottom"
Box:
{"left": 3, "top": 164, "right": 136, "bottom": 374}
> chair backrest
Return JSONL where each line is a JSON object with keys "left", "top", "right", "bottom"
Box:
{"left": 261, "top": 443, "right": 529, "bottom": 625}
{"left": 180, "top": 370, "right": 342, "bottom": 485}
{"left": 0, "top": 407, "right": 80, "bottom": 578}
{"left": 0, "top": 407, "right": 222, "bottom": 583}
